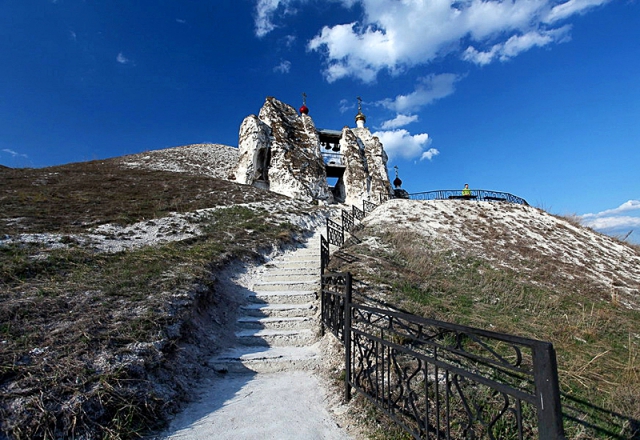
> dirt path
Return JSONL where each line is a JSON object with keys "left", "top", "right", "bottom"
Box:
{"left": 159, "top": 229, "right": 353, "bottom": 439}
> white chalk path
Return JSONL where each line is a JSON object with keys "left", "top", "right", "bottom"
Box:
{"left": 160, "top": 229, "right": 352, "bottom": 440}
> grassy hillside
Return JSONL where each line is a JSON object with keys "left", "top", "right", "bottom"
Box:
{"left": 2, "top": 152, "right": 638, "bottom": 439}
{"left": 0, "top": 158, "right": 326, "bottom": 439}
{"left": 327, "top": 199, "right": 640, "bottom": 439}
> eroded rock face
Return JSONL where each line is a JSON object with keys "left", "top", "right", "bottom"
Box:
{"left": 340, "top": 127, "right": 369, "bottom": 206}
{"left": 234, "top": 97, "right": 332, "bottom": 203}
{"left": 235, "top": 115, "right": 271, "bottom": 186}
{"left": 355, "top": 127, "right": 392, "bottom": 201}
{"left": 234, "top": 96, "right": 391, "bottom": 205}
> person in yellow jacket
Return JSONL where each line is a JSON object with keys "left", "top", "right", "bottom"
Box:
{"left": 462, "top": 183, "right": 471, "bottom": 196}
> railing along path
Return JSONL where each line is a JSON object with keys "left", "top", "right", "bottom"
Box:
{"left": 319, "top": 196, "right": 565, "bottom": 440}
{"left": 408, "top": 189, "right": 528, "bottom": 205}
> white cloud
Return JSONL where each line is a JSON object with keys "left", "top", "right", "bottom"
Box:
{"left": 545, "top": 0, "right": 612, "bottom": 24}
{"left": 283, "top": 35, "right": 297, "bottom": 47}
{"left": 463, "top": 26, "right": 572, "bottom": 65}
{"left": 298, "top": 0, "right": 603, "bottom": 82}
{"left": 380, "top": 114, "right": 418, "bottom": 130}
{"left": 582, "top": 215, "right": 640, "bottom": 230}
{"left": 372, "top": 129, "right": 435, "bottom": 161}
{"left": 420, "top": 148, "right": 440, "bottom": 161}
{"left": 339, "top": 99, "right": 354, "bottom": 114}
{"left": 255, "top": 0, "right": 308, "bottom": 38}
{"left": 176, "top": 19, "right": 187, "bottom": 24}
{"left": 2, "top": 148, "right": 29, "bottom": 159}
{"left": 377, "top": 74, "right": 460, "bottom": 113}
{"left": 116, "top": 52, "right": 131, "bottom": 64}
{"left": 580, "top": 200, "right": 640, "bottom": 242}
{"left": 274, "top": 60, "right": 292, "bottom": 73}
{"left": 582, "top": 200, "right": 640, "bottom": 219}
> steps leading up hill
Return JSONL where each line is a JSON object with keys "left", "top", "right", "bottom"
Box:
{"left": 209, "top": 230, "right": 323, "bottom": 374}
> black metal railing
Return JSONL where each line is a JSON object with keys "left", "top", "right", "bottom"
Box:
{"left": 342, "top": 209, "right": 355, "bottom": 234}
{"left": 363, "top": 199, "right": 379, "bottom": 214}
{"left": 352, "top": 205, "right": 365, "bottom": 221}
{"left": 321, "top": 272, "right": 352, "bottom": 342}
{"left": 320, "top": 272, "right": 565, "bottom": 440}
{"left": 321, "top": 235, "right": 330, "bottom": 274}
{"left": 327, "top": 218, "right": 344, "bottom": 246}
{"left": 380, "top": 192, "right": 392, "bottom": 203}
{"left": 409, "top": 189, "right": 529, "bottom": 206}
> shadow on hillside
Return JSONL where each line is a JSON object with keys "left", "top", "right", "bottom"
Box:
{"left": 562, "top": 393, "right": 640, "bottom": 439}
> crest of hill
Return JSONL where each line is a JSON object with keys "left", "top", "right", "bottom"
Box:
{"left": 364, "top": 199, "right": 640, "bottom": 310}
{"left": 113, "top": 143, "right": 239, "bottom": 180}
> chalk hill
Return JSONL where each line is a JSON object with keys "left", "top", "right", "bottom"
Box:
{"left": 1, "top": 143, "right": 638, "bottom": 439}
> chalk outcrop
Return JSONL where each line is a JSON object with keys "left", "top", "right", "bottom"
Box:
{"left": 234, "top": 96, "right": 392, "bottom": 205}
{"left": 235, "top": 97, "right": 332, "bottom": 203}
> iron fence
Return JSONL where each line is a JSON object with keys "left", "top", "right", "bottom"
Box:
{"left": 409, "top": 190, "right": 529, "bottom": 206}
{"left": 380, "top": 192, "right": 392, "bottom": 203}
{"left": 321, "top": 272, "right": 352, "bottom": 343}
{"left": 321, "top": 235, "right": 330, "bottom": 274}
{"left": 363, "top": 199, "right": 379, "bottom": 214}
{"left": 342, "top": 209, "right": 355, "bottom": 234}
{"left": 327, "top": 218, "right": 344, "bottom": 246}
{"left": 320, "top": 272, "right": 565, "bottom": 440}
{"left": 353, "top": 205, "right": 365, "bottom": 221}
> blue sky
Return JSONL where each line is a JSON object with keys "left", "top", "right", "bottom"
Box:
{"left": 1, "top": 0, "right": 639, "bottom": 243}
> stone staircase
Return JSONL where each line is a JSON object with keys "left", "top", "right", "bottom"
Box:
{"left": 210, "top": 230, "right": 323, "bottom": 374}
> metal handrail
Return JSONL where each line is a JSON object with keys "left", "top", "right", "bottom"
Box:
{"left": 408, "top": 189, "right": 528, "bottom": 205}
{"left": 321, "top": 272, "right": 565, "bottom": 439}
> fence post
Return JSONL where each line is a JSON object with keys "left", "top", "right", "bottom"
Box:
{"left": 344, "top": 272, "right": 353, "bottom": 401}
{"left": 533, "top": 342, "right": 565, "bottom": 439}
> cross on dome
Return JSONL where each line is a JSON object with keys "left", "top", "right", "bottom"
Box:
{"left": 299, "top": 92, "right": 309, "bottom": 115}
{"left": 355, "top": 96, "right": 366, "bottom": 127}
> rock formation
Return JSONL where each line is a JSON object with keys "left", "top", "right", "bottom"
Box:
{"left": 234, "top": 96, "right": 392, "bottom": 205}
{"left": 235, "top": 97, "right": 332, "bottom": 203}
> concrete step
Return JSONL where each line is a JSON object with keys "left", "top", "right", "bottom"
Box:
{"left": 240, "top": 302, "right": 316, "bottom": 318}
{"left": 235, "top": 328, "right": 316, "bottom": 347}
{"left": 248, "top": 290, "right": 317, "bottom": 305}
{"left": 261, "top": 273, "right": 318, "bottom": 282}
{"left": 260, "top": 267, "right": 320, "bottom": 278}
{"left": 253, "top": 280, "right": 318, "bottom": 292}
{"left": 209, "top": 346, "right": 319, "bottom": 374}
{"left": 270, "top": 260, "right": 320, "bottom": 269}
{"left": 237, "top": 315, "right": 314, "bottom": 331}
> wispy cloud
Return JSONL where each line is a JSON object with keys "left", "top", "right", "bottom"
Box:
{"left": 255, "top": 0, "right": 309, "bottom": 38}
{"left": 463, "top": 26, "right": 572, "bottom": 65}
{"left": 273, "top": 60, "right": 292, "bottom": 74}
{"left": 250, "top": 0, "right": 610, "bottom": 82}
{"left": 176, "top": 18, "right": 187, "bottom": 24}
{"left": 372, "top": 129, "right": 436, "bottom": 162}
{"left": 339, "top": 99, "right": 354, "bottom": 114}
{"left": 2, "top": 148, "right": 28, "bottom": 159}
{"left": 582, "top": 200, "right": 640, "bottom": 219}
{"left": 377, "top": 74, "right": 460, "bottom": 114}
{"left": 420, "top": 148, "right": 440, "bottom": 161}
{"left": 380, "top": 114, "right": 418, "bottom": 130}
{"left": 116, "top": 52, "right": 131, "bottom": 64}
{"left": 580, "top": 200, "right": 640, "bottom": 242}
{"left": 545, "top": 0, "right": 612, "bottom": 24}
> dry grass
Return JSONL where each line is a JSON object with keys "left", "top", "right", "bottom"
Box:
{"left": 0, "top": 159, "right": 284, "bottom": 235}
{"left": 330, "top": 222, "right": 640, "bottom": 439}
{"left": 0, "top": 161, "right": 317, "bottom": 439}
